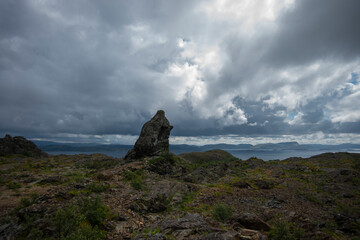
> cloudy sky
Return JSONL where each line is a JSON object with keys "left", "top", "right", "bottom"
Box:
{"left": 1, "top": 0, "right": 360, "bottom": 145}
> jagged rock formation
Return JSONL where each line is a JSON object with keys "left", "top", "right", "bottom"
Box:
{"left": 0, "top": 134, "right": 47, "bottom": 157}
{"left": 125, "top": 110, "right": 173, "bottom": 160}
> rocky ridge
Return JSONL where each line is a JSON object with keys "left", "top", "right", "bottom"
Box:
{"left": 0, "top": 134, "right": 47, "bottom": 157}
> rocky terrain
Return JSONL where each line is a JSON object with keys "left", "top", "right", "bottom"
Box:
{"left": 0, "top": 150, "right": 359, "bottom": 240}
{"left": 0, "top": 112, "right": 359, "bottom": 239}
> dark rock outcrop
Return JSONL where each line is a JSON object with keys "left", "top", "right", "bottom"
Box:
{"left": 125, "top": 110, "right": 173, "bottom": 160}
{"left": 0, "top": 134, "right": 47, "bottom": 157}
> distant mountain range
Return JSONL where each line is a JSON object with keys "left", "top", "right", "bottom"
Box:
{"left": 34, "top": 140, "right": 360, "bottom": 154}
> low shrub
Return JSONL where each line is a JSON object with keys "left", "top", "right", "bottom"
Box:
{"left": 19, "top": 213, "right": 44, "bottom": 240}
{"left": 87, "top": 182, "right": 110, "bottom": 193}
{"left": 20, "top": 197, "right": 32, "bottom": 207}
{"left": 66, "top": 172, "right": 86, "bottom": 183}
{"left": 123, "top": 169, "right": 138, "bottom": 181}
{"left": 161, "top": 151, "right": 177, "bottom": 165}
{"left": 123, "top": 169, "right": 146, "bottom": 191}
{"left": 146, "top": 151, "right": 177, "bottom": 168}
{"left": 130, "top": 177, "right": 145, "bottom": 190}
{"left": 7, "top": 181, "right": 22, "bottom": 189}
{"left": 212, "top": 203, "right": 233, "bottom": 222}
{"left": 53, "top": 197, "right": 110, "bottom": 239}
{"left": 179, "top": 192, "right": 197, "bottom": 210}
{"left": 54, "top": 203, "right": 84, "bottom": 237}
{"left": 352, "top": 159, "right": 360, "bottom": 172}
{"left": 79, "top": 197, "right": 109, "bottom": 226}
{"left": 269, "top": 219, "right": 305, "bottom": 240}
{"left": 15, "top": 196, "right": 111, "bottom": 239}
{"left": 304, "top": 192, "right": 321, "bottom": 204}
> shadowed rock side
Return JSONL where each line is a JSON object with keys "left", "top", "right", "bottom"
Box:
{"left": 0, "top": 134, "right": 47, "bottom": 157}
{"left": 125, "top": 110, "right": 173, "bottom": 160}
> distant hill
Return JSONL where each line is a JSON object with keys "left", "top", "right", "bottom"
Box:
{"left": 34, "top": 140, "right": 360, "bottom": 155}
{"left": 34, "top": 141, "right": 133, "bottom": 152}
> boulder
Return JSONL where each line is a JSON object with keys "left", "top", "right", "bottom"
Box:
{"left": 125, "top": 110, "right": 173, "bottom": 160}
{"left": 0, "top": 134, "right": 47, "bottom": 157}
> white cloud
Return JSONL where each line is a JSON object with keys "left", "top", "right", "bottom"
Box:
{"left": 223, "top": 107, "right": 247, "bottom": 126}
{"left": 286, "top": 112, "right": 304, "bottom": 125}
{"left": 328, "top": 84, "right": 360, "bottom": 123}
{"left": 202, "top": 0, "right": 294, "bottom": 34}
{"left": 165, "top": 62, "right": 206, "bottom": 103}
{"left": 170, "top": 132, "right": 360, "bottom": 145}
{"left": 261, "top": 60, "right": 360, "bottom": 110}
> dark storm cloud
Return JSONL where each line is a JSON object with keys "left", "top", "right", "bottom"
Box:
{"left": 265, "top": 0, "right": 360, "bottom": 66}
{"left": 0, "top": 0, "right": 359, "bottom": 144}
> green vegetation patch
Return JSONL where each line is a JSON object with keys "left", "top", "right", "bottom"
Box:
{"left": 179, "top": 191, "right": 198, "bottom": 211}
{"left": 86, "top": 182, "right": 110, "bottom": 193}
{"left": 7, "top": 181, "right": 22, "bottom": 190}
{"left": 179, "top": 150, "right": 240, "bottom": 170}
{"left": 17, "top": 196, "right": 114, "bottom": 240}
{"left": 77, "top": 158, "right": 119, "bottom": 170}
{"left": 123, "top": 169, "right": 146, "bottom": 190}
{"left": 147, "top": 151, "right": 177, "bottom": 166}
{"left": 269, "top": 219, "right": 305, "bottom": 240}
{"left": 212, "top": 202, "right": 233, "bottom": 222}
{"left": 65, "top": 171, "right": 86, "bottom": 183}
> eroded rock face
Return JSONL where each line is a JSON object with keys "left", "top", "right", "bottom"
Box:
{"left": 125, "top": 110, "right": 173, "bottom": 160}
{"left": 0, "top": 134, "right": 47, "bottom": 157}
